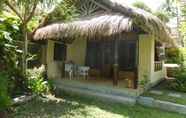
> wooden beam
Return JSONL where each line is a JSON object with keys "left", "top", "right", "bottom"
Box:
{"left": 134, "top": 39, "right": 139, "bottom": 89}
{"left": 113, "top": 38, "right": 119, "bottom": 86}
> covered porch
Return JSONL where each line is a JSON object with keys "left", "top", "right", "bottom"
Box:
{"left": 43, "top": 33, "right": 139, "bottom": 90}
{"left": 62, "top": 33, "right": 139, "bottom": 89}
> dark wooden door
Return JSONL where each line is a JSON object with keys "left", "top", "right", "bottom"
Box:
{"left": 118, "top": 40, "right": 136, "bottom": 71}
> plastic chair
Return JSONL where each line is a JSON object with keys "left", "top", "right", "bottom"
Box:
{"left": 78, "top": 66, "right": 90, "bottom": 79}
{"left": 65, "top": 64, "right": 73, "bottom": 80}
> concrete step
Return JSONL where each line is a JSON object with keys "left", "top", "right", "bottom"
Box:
{"left": 55, "top": 84, "right": 137, "bottom": 106}
{"left": 53, "top": 79, "right": 139, "bottom": 97}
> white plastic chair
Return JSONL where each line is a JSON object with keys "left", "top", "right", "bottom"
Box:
{"left": 65, "top": 64, "right": 73, "bottom": 80}
{"left": 78, "top": 66, "right": 90, "bottom": 79}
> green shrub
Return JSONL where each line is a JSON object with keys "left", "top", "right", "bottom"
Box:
{"left": 27, "top": 65, "right": 52, "bottom": 95}
{"left": 168, "top": 69, "right": 186, "bottom": 92}
{"left": 139, "top": 74, "right": 149, "bottom": 87}
{"left": 0, "top": 72, "right": 11, "bottom": 111}
{"left": 165, "top": 48, "right": 184, "bottom": 65}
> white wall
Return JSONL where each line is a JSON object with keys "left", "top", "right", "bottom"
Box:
{"left": 46, "top": 40, "right": 63, "bottom": 79}
{"left": 138, "top": 35, "right": 166, "bottom": 88}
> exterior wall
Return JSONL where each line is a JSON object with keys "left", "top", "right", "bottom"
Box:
{"left": 138, "top": 35, "right": 166, "bottom": 88}
{"left": 46, "top": 38, "right": 87, "bottom": 79}
{"left": 67, "top": 38, "right": 87, "bottom": 65}
{"left": 46, "top": 40, "right": 63, "bottom": 79}
{"left": 138, "top": 35, "right": 153, "bottom": 83}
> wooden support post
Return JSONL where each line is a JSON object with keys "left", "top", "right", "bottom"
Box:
{"left": 134, "top": 39, "right": 139, "bottom": 89}
{"left": 113, "top": 39, "right": 119, "bottom": 86}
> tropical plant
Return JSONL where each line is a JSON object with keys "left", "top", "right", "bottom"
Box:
{"left": 27, "top": 65, "right": 52, "bottom": 95}
{"left": 139, "top": 74, "right": 149, "bottom": 88}
{"left": 0, "top": 11, "right": 22, "bottom": 69}
{"left": 0, "top": 0, "right": 59, "bottom": 76}
{"left": 0, "top": 72, "right": 11, "bottom": 111}
{"left": 168, "top": 68, "right": 186, "bottom": 92}
{"left": 132, "top": 1, "right": 152, "bottom": 13}
{"left": 0, "top": 11, "right": 30, "bottom": 96}
{"left": 47, "top": 0, "right": 79, "bottom": 24}
{"left": 165, "top": 48, "right": 184, "bottom": 65}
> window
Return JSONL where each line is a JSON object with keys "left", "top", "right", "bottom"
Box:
{"left": 54, "top": 43, "right": 66, "bottom": 61}
{"left": 155, "top": 41, "right": 165, "bottom": 61}
{"left": 154, "top": 41, "right": 164, "bottom": 71}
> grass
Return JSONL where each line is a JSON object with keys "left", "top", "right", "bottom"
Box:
{"left": 9, "top": 93, "right": 186, "bottom": 118}
{"left": 143, "top": 90, "right": 186, "bottom": 105}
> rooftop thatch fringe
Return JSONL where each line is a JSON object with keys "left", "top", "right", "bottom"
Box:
{"left": 34, "top": 14, "right": 133, "bottom": 41}
{"left": 33, "top": 0, "right": 176, "bottom": 46}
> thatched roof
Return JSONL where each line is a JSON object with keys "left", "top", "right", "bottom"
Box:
{"left": 34, "top": 13, "right": 133, "bottom": 41}
{"left": 33, "top": 0, "right": 176, "bottom": 46}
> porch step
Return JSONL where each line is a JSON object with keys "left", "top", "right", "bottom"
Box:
{"left": 53, "top": 79, "right": 137, "bottom": 105}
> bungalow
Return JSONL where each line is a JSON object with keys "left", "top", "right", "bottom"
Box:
{"left": 33, "top": 0, "right": 175, "bottom": 97}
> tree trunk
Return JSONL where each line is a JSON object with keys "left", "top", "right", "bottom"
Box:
{"left": 22, "top": 24, "right": 28, "bottom": 76}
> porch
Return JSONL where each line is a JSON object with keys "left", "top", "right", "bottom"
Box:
{"left": 62, "top": 33, "right": 139, "bottom": 89}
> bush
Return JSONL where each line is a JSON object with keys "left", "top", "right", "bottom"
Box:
{"left": 0, "top": 72, "right": 11, "bottom": 111}
{"left": 165, "top": 48, "right": 183, "bottom": 65}
{"left": 168, "top": 69, "right": 186, "bottom": 92}
{"left": 27, "top": 65, "right": 52, "bottom": 95}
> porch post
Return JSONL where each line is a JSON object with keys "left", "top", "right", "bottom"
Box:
{"left": 113, "top": 39, "right": 119, "bottom": 86}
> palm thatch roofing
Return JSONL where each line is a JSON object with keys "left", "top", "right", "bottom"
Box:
{"left": 33, "top": 0, "right": 176, "bottom": 46}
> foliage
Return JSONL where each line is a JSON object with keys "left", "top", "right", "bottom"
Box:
{"left": 180, "top": 48, "right": 186, "bottom": 67}
{"left": 132, "top": 1, "right": 152, "bottom": 13}
{"left": 139, "top": 74, "right": 149, "bottom": 89}
{"left": 27, "top": 16, "right": 40, "bottom": 32}
{"left": 132, "top": 1, "right": 170, "bottom": 23}
{"left": 27, "top": 65, "right": 51, "bottom": 95}
{"left": 0, "top": 11, "right": 22, "bottom": 40}
{"left": 0, "top": 72, "right": 11, "bottom": 111}
{"left": 165, "top": 48, "right": 184, "bottom": 64}
{"left": 168, "top": 69, "right": 186, "bottom": 92}
{"left": 166, "top": 48, "right": 186, "bottom": 92}
{"left": 0, "top": 11, "right": 22, "bottom": 68}
{"left": 180, "top": 19, "right": 186, "bottom": 45}
{"left": 158, "top": 0, "right": 178, "bottom": 18}
{"left": 0, "top": 11, "right": 28, "bottom": 97}
{"left": 1, "top": 0, "right": 59, "bottom": 75}
{"left": 154, "top": 12, "right": 170, "bottom": 23}
{"left": 47, "top": 0, "right": 79, "bottom": 23}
